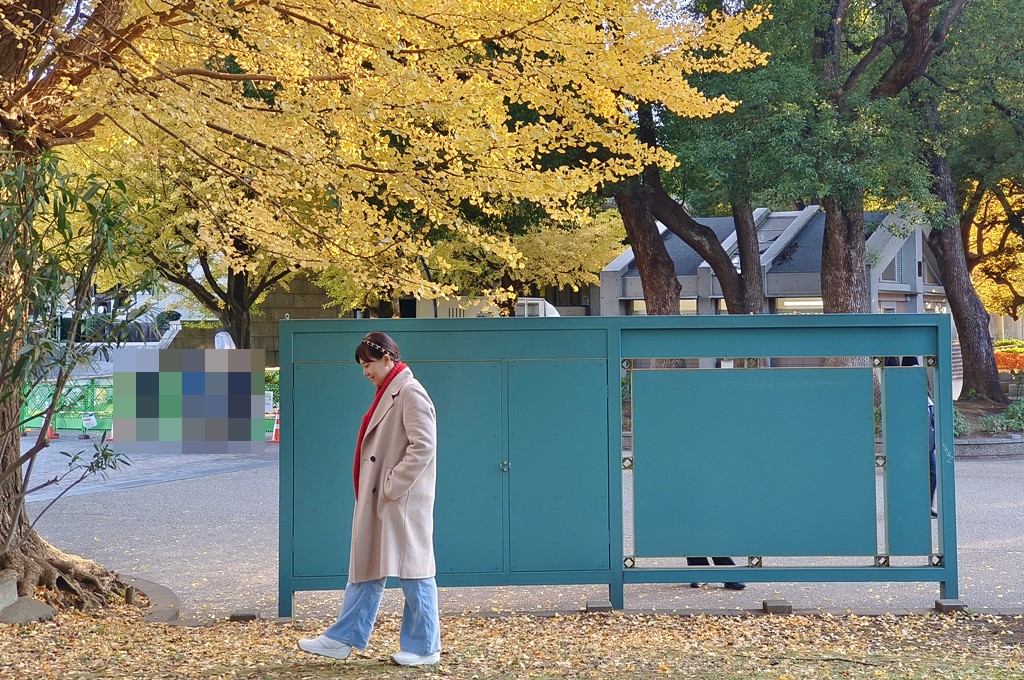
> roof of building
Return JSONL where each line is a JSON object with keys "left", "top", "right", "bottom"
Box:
{"left": 770, "top": 211, "right": 888, "bottom": 274}
{"left": 615, "top": 208, "right": 897, "bottom": 279}
{"left": 623, "top": 218, "right": 736, "bottom": 278}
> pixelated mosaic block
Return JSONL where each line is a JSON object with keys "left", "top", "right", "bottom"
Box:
{"left": 112, "top": 349, "right": 265, "bottom": 455}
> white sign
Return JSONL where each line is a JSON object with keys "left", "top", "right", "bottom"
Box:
{"left": 82, "top": 413, "right": 98, "bottom": 429}
{"left": 265, "top": 391, "right": 275, "bottom": 414}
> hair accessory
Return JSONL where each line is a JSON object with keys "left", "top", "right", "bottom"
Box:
{"left": 361, "top": 338, "right": 389, "bottom": 357}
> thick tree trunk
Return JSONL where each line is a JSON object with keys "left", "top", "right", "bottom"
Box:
{"left": 916, "top": 100, "right": 1007, "bottom": 403}
{"left": 732, "top": 200, "right": 767, "bottom": 314}
{"left": 928, "top": 224, "right": 1006, "bottom": 403}
{"left": 614, "top": 179, "right": 680, "bottom": 316}
{"left": 0, "top": 389, "right": 124, "bottom": 607}
{"left": 0, "top": 151, "right": 126, "bottom": 609}
{"left": 820, "top": 197, "right": 870, "bottom": 314}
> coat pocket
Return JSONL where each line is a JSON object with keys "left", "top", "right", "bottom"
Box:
{"left": 383, "top": 466, "right": 397, "bottom": 500}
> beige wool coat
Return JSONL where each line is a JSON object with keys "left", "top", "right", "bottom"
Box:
{"left": 349, "top": 367, "right": 437, "bottom": 583}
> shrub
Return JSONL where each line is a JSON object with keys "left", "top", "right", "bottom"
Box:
{"left": 953, "top": 408, "right": 970, "bottom": 437}
{"left": 979, "top": 400, "right": 1024, "bottom": 434}
{"left": 979, "top": 414, "right": 1009, "bottom": 433}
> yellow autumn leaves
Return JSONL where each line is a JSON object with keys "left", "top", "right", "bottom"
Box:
{"left": 59, "top": 0, "right": 770, "bottom": 302}
{"left": 2, "top": 606, "right": 1021, "bottom": 678}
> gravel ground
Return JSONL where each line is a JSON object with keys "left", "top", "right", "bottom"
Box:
{"left": 24, "top": 453, "right": 1024, "bottom": 622}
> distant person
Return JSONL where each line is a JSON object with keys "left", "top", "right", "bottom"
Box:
{"left": 687, "top": 556, "right": 746, "bottom": 590}
{"left": 298, "top": 332, "right": 441, "bottom": 667}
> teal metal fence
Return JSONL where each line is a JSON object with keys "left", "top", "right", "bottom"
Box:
{"left": 278, "top": 314, "right": 956, "bottom": 615}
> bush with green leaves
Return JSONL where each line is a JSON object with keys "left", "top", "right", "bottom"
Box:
{"left": 1, "top": 151, "right": 153, "bottom": 560}
{"left": 953, "top": 408, "right": 970, "bottom": 437}
{"left": 978, "top": 400, "right": 1024, "bottom": 433}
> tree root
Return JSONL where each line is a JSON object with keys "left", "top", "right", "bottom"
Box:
{"left": 2, "top": 532, "right": 127, "bottom": 610}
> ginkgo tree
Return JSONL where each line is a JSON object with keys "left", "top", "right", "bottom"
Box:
{"left": 68, "top": 131, "right": 299, "bottom": 349}
{"left": 319, "top": 201, "right": 628, "bottom": 316}
{"left": 1, "top": 0, "right": 767, "bottom": 603}
{"left": 55, "top": 0, "right": 767, "bottom": 299}
{"left": 965, "top": 182, "right": 1024, "bottom": 319}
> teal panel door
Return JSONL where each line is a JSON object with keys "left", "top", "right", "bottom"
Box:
{"left": 507, "top": 360, "right": 610, "bottom": 572}
{"left": 881, "top": 364, "right": 933, "bottom": 555}
{"left": 292, "top": 362, "right": 364, "bottom": 577}
{"left": 632, "top": 367, "right": 877, "bottom": 557}
{"left": 413, "top": 362, "right": 505, "bottom": 574}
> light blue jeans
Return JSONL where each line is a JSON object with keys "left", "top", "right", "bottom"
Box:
{"left": 323, "top": 577, "right": 440, "bottom": 655}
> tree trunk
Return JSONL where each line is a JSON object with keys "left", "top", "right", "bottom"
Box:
{"left": 915, "top": 99, "right": 1007, "bottom": 403}
{"left": 614, "top": 179, "right": 680, "bottom": 316}
{"left": 628, "top": 103, "right": 764, "bottom": 315}
{"left": 0, "top": 389, "right": 124, "bottom": 608}
{"left": 820, "top": 197, "right": 870, "bottom": 314}
{"left": 222, "top": 269, "right": 252, "bottom": 349}
{"left": 927, "top": 223, "right": 1006, "bottom": 403}
{"left": 732, "top": 200, "right": 767, "bottom": 314}
{"left": 647, "top": 175, "right": 745, "bottom": 312}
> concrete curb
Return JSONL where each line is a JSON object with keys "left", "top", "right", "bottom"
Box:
{"left": 124, "top": 576, "right": 180, "bottom": 624}
{"left": 0, "top": 596, "right": 57, "bottom": 624}
{"left": 954, "top": 437, "right": 1024, "bottom": 458}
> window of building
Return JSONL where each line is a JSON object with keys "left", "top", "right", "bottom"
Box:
{"left": 776, "top": 297, "right": 823, "bottom": 314}
{"left": 629, "top": 299, "right": 700, "bottom": 315}
{"left": 529, "top": 285, "right": 590, "bottom": 310}
{"left": 880, "top": 251, "right": 902, "bottom": 283}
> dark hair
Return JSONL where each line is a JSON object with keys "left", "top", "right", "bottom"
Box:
{"left": 355, "top": 332, "right": 400, "bottom": 363}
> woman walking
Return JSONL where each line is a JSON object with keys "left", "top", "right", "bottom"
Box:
{"left": 298, "top": 332, "right": 441, "bottom": 666}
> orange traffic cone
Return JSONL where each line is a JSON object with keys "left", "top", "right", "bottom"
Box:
{"left": 46, "top": 424, "right": 59, "bottom": 439}
{"left": 268, "top": 412, "right": 280, "bottom": 443}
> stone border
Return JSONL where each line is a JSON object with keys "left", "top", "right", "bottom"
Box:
{"left": 954, "top": 437, "right": 1024, "bottom": 458}
{"left": 123, "top": 576, "right": 179, "bottom": 624}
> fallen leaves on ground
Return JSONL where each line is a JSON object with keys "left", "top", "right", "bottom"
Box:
{"left": 1, "top": 606, "right": 1022, "bottom": 679}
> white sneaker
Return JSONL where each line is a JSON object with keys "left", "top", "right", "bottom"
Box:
{"left": 297, "top": 635, "right": 352, "bottom": 660}
{"left": 391, "top": 650, "right": 441, "bottom": 666}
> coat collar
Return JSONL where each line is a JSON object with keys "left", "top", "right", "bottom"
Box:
{"left": 366, "top": 366, "right": 413, "bottom": 434}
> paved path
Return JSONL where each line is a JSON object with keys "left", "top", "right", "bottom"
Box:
{"left": 23, "top": 435, "right": 1024, "bottom": 622}
{"left": 21, "top": 433, "right": 278, "bottom": 502}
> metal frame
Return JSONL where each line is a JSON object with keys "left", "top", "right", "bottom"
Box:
{"left": 279, "top": 314, "right": 956, "bottom": 615}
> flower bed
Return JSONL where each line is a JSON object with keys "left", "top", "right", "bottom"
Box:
{"left": 996, "top": 351, "right": 1024, "bottom": 371}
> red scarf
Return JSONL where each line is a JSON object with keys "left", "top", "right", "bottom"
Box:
{"left": 353, "top": 361, "right": 407, "bottom": 499}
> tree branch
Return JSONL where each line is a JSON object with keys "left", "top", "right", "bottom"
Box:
{"left": 843, "top": 27, "right": 895, "bottom": 93}
{"left": 872, "top": 0, "right": 969, "bottom": 98}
